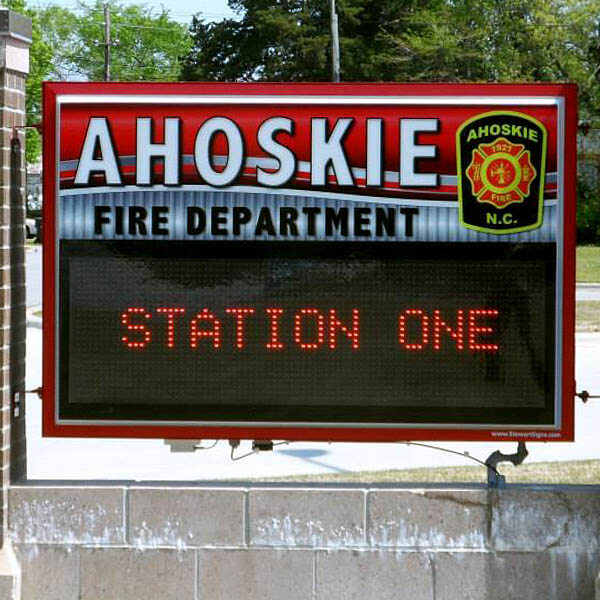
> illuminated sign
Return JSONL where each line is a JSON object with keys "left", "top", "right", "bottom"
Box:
{"left": 43, "top": 83, "right": 577, "bottom": 441}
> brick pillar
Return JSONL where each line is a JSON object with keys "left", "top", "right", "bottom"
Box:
{"left": 1, "top": 6, "right": 31, "bottom": 502}
{"left": 0, "top": 10, "right": 31, "bottom": 597}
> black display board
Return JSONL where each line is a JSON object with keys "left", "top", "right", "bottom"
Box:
{"left": 59, "top": 240, "right": 555, "bottom": 425}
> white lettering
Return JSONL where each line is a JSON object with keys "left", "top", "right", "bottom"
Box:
{"left": 366, "top": 118, "right": 383, "bottom": 186}
{"left": 74, "top": 117, "right": 121, "bottom": 185}
{"left": 194, "top": 117, "right": 244, "bottom": 187}
{"left": 400, "top": 118, "right": 439, "bottom": 187}
{"left": 311, "top": 117, "right": 354, "bottom": 186}
{"left": 257, "top": 117, "right": 296, "bottom": 187}
{"left": 136, "top": 117, "right": 180, "bottom": 185}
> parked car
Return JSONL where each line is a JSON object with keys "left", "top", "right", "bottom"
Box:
{"left": 26, "top": 217, "right": 37, "bottom": 239}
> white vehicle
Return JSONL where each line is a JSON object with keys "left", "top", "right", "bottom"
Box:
{"left": 25, "top": 217, "right": 37, "bottom": 239}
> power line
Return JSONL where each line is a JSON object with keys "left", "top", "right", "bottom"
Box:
{"left": 90, "top": 20, "right": 188, "bottom": 31}
{"left": 30, "top": 0, "right": 234, "bottom": 17}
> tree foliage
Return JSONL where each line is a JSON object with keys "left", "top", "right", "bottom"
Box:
{"left": 39, "top": 0, "right": 191, "bottom": 82}
{"left": 181, "top": 0, "right": 600, "bottom": 117}
{"left": 3, "top": 0, "right": 53, "bottom": 162}
{"left": 181, "top": 0, "right": 600, "bottom": 243}
{"left": 577, "top": 178, "right": 600, "bottom": 244}
{"left": 6, "top": 0, "right": 191, "bottom": 161}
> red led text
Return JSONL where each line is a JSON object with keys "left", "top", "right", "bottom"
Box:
{"left": 120, "top": 306, "right": 499, "bottom": 353}
{"left": 398, "top": 308, "right": 499, "bottom": 352}
{"left": 120, "top": 306, "right": 362, "bottom": 351}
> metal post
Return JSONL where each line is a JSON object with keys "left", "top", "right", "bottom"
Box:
{"left": 485, "top": 442, "right": 528, "bottom": 488}
{"left": 330, "top": 0, "right": 340, "bottom": 82}
{"left": 104, "top": 4, "right": 111, "bottom": 82}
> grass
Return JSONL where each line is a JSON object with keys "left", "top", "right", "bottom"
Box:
{"left": 258, "top": 459, "right": 600, "bottom": 485}
{"left": 577, "top": 246, "right": 600, "bottom": 283}
{"left": 577, "top": 301, "right": 600, "bottom": 332}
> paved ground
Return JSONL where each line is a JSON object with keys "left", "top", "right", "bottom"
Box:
{"left": 577, "top": 284, "right": 600, "bottom": 301}
{"left": 26, "top": 245, "right": 41, "bottom": 307}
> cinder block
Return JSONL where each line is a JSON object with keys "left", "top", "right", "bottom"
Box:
{"left": 129, "top": 488, "right": 244, "bottom": 548}
{"left": 80, "top": 548, "right": 195, "bottom": 600}
{"left": 18, "top": 546, "right": 78, "bottom": 600}
{"left": 555, "top": 491, "right": 600, "bottom": 550}
{"left": 249, "top": 489, "right": 365, "bottom": 547}
{"left": 434, "top": 552, "right": 489, "bottom": 600}
{"left": 368, "top": 489, "right": 487, "bottom": 548}
{"left": 490, "top": 489, "right": 584, "bottom": 551}
{"left": 317, "top": 550, "right": 433, "bottom": 600}
{"left": 9, "top": 487, "right": 125, "bottom": 545}
{"left": 436, "top": 551, "right": 599, "bottom": 600}
{"left": 197, "top": 549, "right": 312, "bottom": 600}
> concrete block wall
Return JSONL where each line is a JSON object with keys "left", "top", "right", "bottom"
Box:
{"left": 7, "top": 484, "right": 600, "bottom": 599}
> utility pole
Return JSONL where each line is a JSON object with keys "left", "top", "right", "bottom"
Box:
{"left": 330, "top": 0, "right": 340, "bottom": 82}
{"left": 103, "top": 3, "right": 111, "bottom": 81}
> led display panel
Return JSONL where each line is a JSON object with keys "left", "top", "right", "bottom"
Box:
{"left": 43, "top": 83, "right": 577, "bottom": 441}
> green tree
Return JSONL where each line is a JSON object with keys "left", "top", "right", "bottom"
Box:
{"left": 4, "top": 0, "right": 191, "bottom": 161}
{"left": 3, "top": 0, "right": 53, "bottom": 162}
{"left": 181, "top": 0, "right": 600, "bottom": 116}
{"left": 181, "top": 0, "right": 600, "bottom": 242}
{"left": 39, "top": 0, "right": 191, "bottom": 82}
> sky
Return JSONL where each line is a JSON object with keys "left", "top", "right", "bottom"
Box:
{"left": 32, "top": 0, "right": 238, "bottom": 23}
{"left": 132, "top": 0, "right": 238, "bottom": 23}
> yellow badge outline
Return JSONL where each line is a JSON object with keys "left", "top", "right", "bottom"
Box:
{"left": 456, "top": 111, "right": 548, "bottom": 235}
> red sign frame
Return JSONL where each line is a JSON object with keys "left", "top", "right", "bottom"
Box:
{"left": 42, "top": 82, "right": 577, "bottom": 442}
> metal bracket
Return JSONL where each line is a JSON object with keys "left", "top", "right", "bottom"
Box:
{"left": 164, "top": 440, "right": 202, "bottom": 453}
{"left": 11, "top": 390, "right": 23, "bottom": 419}
{"left": 485, "top": 442, "right": 528, "bottom": 488}
{"left": 11, "top": 123, "right": 41, "bottom": 138}
{"left": 11, "top": 387, "right": 42, "bottom": 419}
{"left": 252, "top": 440, "right": 274, "bottom": 452}
{"left": 576, "top": 390, "right": 600, "bottom": 403}
{"left": 165, "top": 439, "right": 219, "bottom": 452}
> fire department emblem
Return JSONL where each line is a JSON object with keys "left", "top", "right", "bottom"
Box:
{"left": 457, "top": 112, "right": 547, "bottom": 234}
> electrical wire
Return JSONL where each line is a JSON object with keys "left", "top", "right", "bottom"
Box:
{"left": 230, "top": 440, "right": 290, "bottom": 461}
{"left": 403, "top": 441, "right": 500, "bottom": 475}
{"left": 227, "top": 438, "right": 499, "bottom": 474}
{"left": 194, "top": 440, "right": 219, "bottom": 450}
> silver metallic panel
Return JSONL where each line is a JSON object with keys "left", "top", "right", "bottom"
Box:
{"left": 59, "top": 188, "right": 557, "bottom": 243}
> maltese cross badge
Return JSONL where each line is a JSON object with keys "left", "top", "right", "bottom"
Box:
{"left": 457, "top": 111, "right": 547, "bottom": 234}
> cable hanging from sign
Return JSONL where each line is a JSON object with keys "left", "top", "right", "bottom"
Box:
{"left": 403, "top": 441, "right": 501, "bottom": 476}
{"left": 194, "top": 440, "right": 219, "bottom": 451}
{"left": 227, "top": 438, "right": 505, "bottom": 481}
{"left": 229, "top": 440, "right": 290, "bottom": 461}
